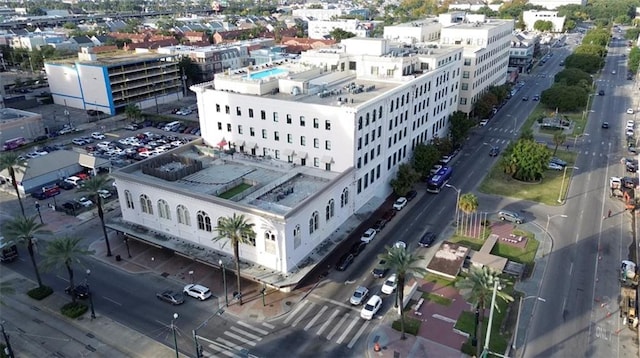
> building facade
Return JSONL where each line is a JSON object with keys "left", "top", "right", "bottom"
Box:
{"left": 0, "top": 108, "right": 44, "bottom": 143}
{"left": 509, "top": 33, "right": 538, "bottom": 74}
{"left": 307, "top": 19, "right": 370, "bottom": 40}
{"left": 522, "top": 10, "right": 566, "bottom": 33}
{"left": 383, "top": 18, "right": 442, "bottom": 45}
{"left": 527, "top": 0, "right": 586, "bottom": 10}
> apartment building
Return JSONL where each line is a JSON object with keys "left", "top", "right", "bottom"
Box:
{"left": 522, "top": 10, "right": 566, "bottom": 33}
{"left": 292, "top": 8, "right": 343, "bottom": 21}
{"left": 383, "top": 18, "right": 442, "bottom": 45}
{"left": 45, "top": 47, "right": 182, "bottom": 115}
{"left": 307, "top": 19, "right": 370, "bottom": 40}
{"left": 110, "top": 37, "right": 462, "bottom": 287}
{"left": 509, "top": 33, "right": 539, "bottom": 74}
{"left": 527, "top": 0, "right": 586, "bottom": 10}
{"left": 439, "top": 13, "right": 514, "bottom": 113}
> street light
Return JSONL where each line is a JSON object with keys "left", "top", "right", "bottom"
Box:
{"left": 557, "top": 166, "right": 578, "bottom": 203}
{"left": 34, "top": 201, "right": 43, "bottom": 224}
{"left": 171, "top": 313, "right": 179, "bottom": 358}
{"left": 481, "top": 279, "right": 503, "bottom": 358}
{"left": 512, "top": 295, "right": 546, "bottom": 353}
{"left": 219, "top": 259, "right": 228, "bottom": 307}
{"left": 86, "top": 269, "right": 96, "bottom": 319}
{"left": 445, "top": 184, "right": 461, "bottom": 227}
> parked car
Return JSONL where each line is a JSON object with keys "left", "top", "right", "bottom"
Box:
{"left": 360, "top": 228, "right": 377, "bottom": 243}
{"left": 124, "top": 123, "right": 140, "bottom": 131}
{"left": 381, "top": 209, "right": 396, "bottom": 222}
{"left": 57, "top": 181, "right": 75, "bottom": 190}
{"left": 156, "top": 290, "right": 185, "bottom": 305}
{"left": 72, "top": 138, "right": 88, "bottom": 146}
{"left": 372, "top": 219, "right": 387, "bottom": 232}
{"left": 479, "top": 119, "right": 489, "bottom": 127}
{"left": 626, "top": 128, "right": 635, "bottom": 137}
{"left": 498, "top": 210, "right": 524, "bottom": 224}
{"left": 405, "top": 190, "right": 417, "bottom": 201}
{"left": 602, "top": 122, "right": 609, "bottom": 129}
{"left": 336, "top": 253, "right": 355, "bottom": 271}
{"left": 360, "top": 295, "right": 382, "bottom": 320}
{"left": 62, "top": 201, "right": 82, "bottom": 211}
{"left": 430, "top": 164, "right": 443, "bottom": 175}
{"left": 548, "top": 162, "right": 563, "bottom": 171}
{"left": 183, "top": 284, "right": 212, "bottom": 301}
{"left": 550, "top": 157, "right": 567, "bottom": 167}
{"left": 349, "top": 241, "right": 367, "bottom": 257}
{"left": 418, "top": 232, "right": 436, "bottom": 247}
{"left": 64, "top": 284, "right": 89, "bottom": 299}
{"left": 532, "top": 94, "right": 540, "bottom": 101}
{"left": 91, "top": 132, "right": 105, "bottom": 140}
{"left": 87, "top": 109, "right": 100, "bottom": 116}
{"left": 489, "top": 146, "right": 500, "bottom": 157}
{"left": 64, "top": 176, "right": 84, "bottom": 187}
{"left": 350, "top": 286, "right": 369, "bottom": 305}
{"left": 97, "top": 189, "right": 112, "bottom": 199}
{"left": 372, "top": 259, "right": 389, "bottom": 278}
{"left": 627, "top": 108, "right": 635, "bottom": 114}
{"left": 393, "top": 197, "right": 408, "bottom": 210}
{"left": 77, "top": 197, "right": 93, "bottom": 207}
{"left": 34, "top": 135, "right": 49, "bottom": 142}
{"left": 381, "top": 274, "right": 398, "bottom": 294}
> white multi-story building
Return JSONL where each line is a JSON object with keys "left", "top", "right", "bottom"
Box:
{"left": 292, "top": 8, "right": 343, "bottom": 21}
{"left": 528, "top": 0, "right": 586, "bottom": 10}
{"left": 522, "top": 10, "right": 566, "bottom": 33}
{"left": 439, "top": 13, "right": 514, "bottom": 113}
{"left": 110, "top": 37, "right": 462, "bottom": 288}
{"left": 383, "top": 18, "right": 441, "bottom": 45}
{"left": 308, "top": 19, "right": 369, "bottom": 40}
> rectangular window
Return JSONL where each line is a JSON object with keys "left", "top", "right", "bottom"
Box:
{"left": 462, "top": 71, "right": 470, "bottom": 79}
{"left": 225, "top": 105, "right": 230, "bottom": 114}
{"left": 273, "top": 113, "right": 279, "bottom": 122}
{"left": 357, "top": 137, "right": 362, "bottom": 150}
{"left": 216, "top": 104, "right": 221, "bottom": 112}
{"left": 301, "top": 136, "right": 306, "bottom": 146}
{"left": 313, "top": 138, "right": 319, "bottom": 148}
{"left": 286, "top": 114, "right": 292, "bottom": 124}
{"left": 236, "top": 106, "right": 241, "bottom": 116}
{"left": 238, "top": 125, "right": 243, "bottom": 134}
{"left": 261, "top": 110, "right": 266, "bottom": 120}
{"left": 325, "top": 140, "right": 331, "bottom": 150}
{"left": 217, "top": 122, "right": 222, "bottom": 130}
{"left": 357, "top": 157, "right": 361, "bottom": 168}
{"left": 313, "top": 118, "right": 319, "bottom": 128}
{"left": 325, "top": 120, "right": 331, "bottom": 130}
{"left": 357, "top": 178, "right": 362, "bottom": 193}
{"left": 365, "top": 133, "right": 369, "bottom": 146}
{"left": 227, "top": 123, "right": 232, "bottom": 132}
{"left": 464, "top": 58, "right": 471, "bottom": 66}
{"left": 262, "top": 129, "right": 267, "bottom": 139}
{"left": 250, "top": 127, "right": 255, "bottom": 136}
{"left": 300, "top": 116, "right": 306, "bottom": 127}
{"left": 313, "top": 157, "right": 319, "bottom": 167}
{"left": 275, "top": 150, "right": 280, "bottom": 159}
{"left": 248, "top": 109, "right": 254, "bottom": 118}
{"left": 287, "top": 134, "right": 293, "bottom": 143}
{"left": 461, "top": 83, "right": 468, "bottom": 90}
{"left": 274, "top": 131, "right": 280, "bottom": 141}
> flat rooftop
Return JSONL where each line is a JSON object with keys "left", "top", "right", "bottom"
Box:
{"left": 116, "top": 141, "right": 337, "bottom": 216}
{"left": 0, "top": 108, "right": 39, "bottom": 124}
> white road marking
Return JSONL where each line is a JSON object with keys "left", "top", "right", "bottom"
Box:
{"left": 304, "top": 305, "right": 328, "bottom": 331}
{"left": 317, "top": 309, "right": 339, "bottom": 335}
{"left": 337, "top": 315, "right": 359, "bottom": 344}
{"left": 348, "top": 320, "right": 370, "bottom": 348}
{"left": 230, "top": 326, "right": 262, "bottom": 341}
{"left": 326, "top": 314, "right": 348, "bottom": 340}
{"left": 102, "top": 296, "right": 122, "bottom": 306}
{"left": 261, "top": 322, "right": 275, "bottom": 329}
{"left": 292, "top": 303, "right": 315, "bottom": 327}
{"left": 207, "top": 343, "right": 234, "bottom": 357}
{"left": 223, "top": 331, "right": 256, "bottom": 346}
{"left": 283, "top": 300, "right": 308, "bottom": 324}
{"left": 215, "top": 337, "right": 241, "bottom": 350}
{"left": 237, "top": 321, "right": 269, "bottom": 335}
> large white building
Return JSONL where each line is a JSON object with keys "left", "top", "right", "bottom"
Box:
{"left": 439, "top": 13, "right": 514, "bottom": 113}
{"left": 307, "top": 19, "right": 370, "bottom": 39}
{"left": 522, "top": 10, "right": 566, "bottom": 33}
{"left": 110, "top": 37, "right": 462, "bottom": 288}
{"left": 383, "top": 18, "right": 441, "bottom": 45}
{"left": 528, "top": 0, "right": 586, "bottom": 10}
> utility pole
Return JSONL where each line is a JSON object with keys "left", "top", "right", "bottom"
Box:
{"left": 1, "top": 322, "right": 15, "bottom": 358}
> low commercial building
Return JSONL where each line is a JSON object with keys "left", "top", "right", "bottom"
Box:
{"left": 522, "top": 10, "right": 566, "bottom": 33}
{"left": 0, "top": 108, "right": 44, "bottom": 143}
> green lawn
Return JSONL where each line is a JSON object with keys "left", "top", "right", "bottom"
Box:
{"left": 218, "top": 183, "right": 252, "bottom": 199}
{"left": 449, "top": 235, "right": 484, "bottom": 251}
{"left": 490, "top": 231, "right": 539, "bottom": 265}
{"left": 391, "top": 315, "right": 422, "bottom": 336}
{"left": 422, "top": 273, "right": 456, "bottom": 287}
{"left": 454, "top": 310, "right": 475, "bottom": 334}
{"left": 422, "top": 292, "right": 453, "bottom": 306}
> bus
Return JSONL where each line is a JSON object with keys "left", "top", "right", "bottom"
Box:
{"left": 2, "top": 137, "right": 26, "bottom": 151}
{"left": 426, "top": 166, "right": 453, "bottom": 193}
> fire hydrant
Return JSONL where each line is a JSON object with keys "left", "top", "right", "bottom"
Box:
{"left": 373, "top": 342, "right": 381, "bottom": 352}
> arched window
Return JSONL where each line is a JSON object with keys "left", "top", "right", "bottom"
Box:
{"left": 264, "top": 231, "right": 276, "bottom": 254}
{"left": 197, "top": 211, "right": 212, "bottom": 232}
{"left": 340, "top": 187, "right": 349, "bottom": 208}
{"left": 124, "top": 190, "right": 134, "bottom": 209}
{"left": 325, "top": 199, "right": 334, "bottom": 221}
{"left": 309, "top": 211, "right": 319, "bottom": 234}
{"left": 140, "top": 194, "right": 153, "bottom": 214}
{"left": 158, "top": 199, "right": 170, "bottom": 220}
{"left": 293, "top": 225, "right": 301, "bottom": 249}
{"left": 176, "top": 205, "right": 190, "bottom": 226}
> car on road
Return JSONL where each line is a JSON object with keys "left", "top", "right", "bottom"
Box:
{"left": 601, "top": 122, "right": 609, "bottom": 129}
{"left": 548, "top": 162, "right": 563, "bottom": 171}
{"left": 183, "top": 284, "right": 212, "bottom": 301}
{"left": 598, "top": 90, "right": 605, "bottom": 96}
{"left": 58, "top": 127, "right": 77, "bottom": 135}
{"left": 336, "top": 253, "right": 355, "bottom": 271}
{"left": 72, "top": 138, "right": 88, "bottom": 146}
{"left": 350, "top": 286, "right": 369, "bottom": 305}
{"left": 91, "top": 132, "right": 105, "bottom": 140}
{"left": 405, "top": 190, "right": 417, "bottom": 201}
{"left": 124, "top": 123, "right": 140, "bottom": 131}
{"left": 418, "top": 232, "right": 437, "bottom": 247}
{"left": 489, "top": 146, "right": 500, "bottom": 157}
{"left": 393, "top": 197, "right": 407, "bottom": 210}
{"left": 479, "top": 119, "right": 489, "bottom": 127}
{"left": 360, "top": 295, "right": 382, "bottom": 320}
{"left": 360, "top": 228, "right": 377, "bottom": 243}
{"left": 498, "top": 210, "right": 524, "bottom": 224}
{"left": 57, "top": 181, "right": 75, "bottom": 190}
{"left": 532, "top": 94, "right": 540, "bottom": 101}
{"left": 430, "top": 164, "right": 443, "bottom": 175}
{"left": 381, "top": 209, "right": 396, "bottom": 222}
{"left": 626, "top": 128, "right": 635, "bottom": 137}
{"left": 77, "top": 197, "right": 94, "bottom": 207}
{"left": 372, "top": 259, "right": 389, "bottom": 278}
{"left": 381, "top": 274, "right": 398, "bottom": 294}
{"left": 97, "top": 189, "right": 112, "bottom": 199}
{"left": 65, "top": 284, "right": 89, "bottom": 299}
{"left": 349, "top": 241, "right": 367, "bottom": 257}
{"left": 156, "top": 290, "right": 185, "bottom": 305}
{"left": 628, "top": 108, "right": 635, "bottom": 114}
{"left": 372, "top": 219, "right": 387, "bottom": 232}
{"left": 522, "top": 96, "right": 529, "bottom": 101}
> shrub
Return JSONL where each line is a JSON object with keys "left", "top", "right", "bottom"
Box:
{"left": 27, "top": 286, "right": 53, "bottom": 300}
{"left": 60, "top": 302, "right": 88, "bottom": 318}
{"left": 391, "top": 316, "right": 421, "bottom": 336}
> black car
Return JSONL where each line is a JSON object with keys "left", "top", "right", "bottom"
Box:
{"left": 489, "top": 146, "right": 500, "bottom": 157}
{"left": 598, "top": 89, "right": 605, "bottom": 96}
{"left": 418, "top": 232, "right": 437, "bottom": 248}
{"left": 65, "top": 284, "right": 89, "bottom": 299}
{"left": 62, "top": 201, "right": 82, "bottom": 210}
{"left": 372, "top": 259, "right": 389, "bottom": 278}
{"left": 602, "top": 122, "right": 609, "bottom": 129}
{"left": 156, "top": 290, "right": 185, "bottom": 305}
{"left": 372, "top": 219, "right": 387, "bottom": 232}
{"left": 349, "top": 241, "right": 367, "bottom": 257}
{"left": 86, "top": 109, "right": 99, "bottom": 116}
{"left": 34, "top": 135, "right": 49, "bottom": 142}
{"left": 532, "top": 95, "right": 540, "bottom": 101}
{"left": 522, "top": 96, "right": 529, "bottom": 101}
{"left": 336, "top": 253, "right": 355, "bottom": 271}
{"left": 31, "top": 192, "right": 48, "bottom": 200}
{"left": 57, "top": 181, "right": 75, "bottom": 190}
{"left": 406, "top": 190, "right": 418, "bottom": 201}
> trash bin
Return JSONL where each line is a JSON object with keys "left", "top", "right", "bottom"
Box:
{"left": 115, "top": 255, "right": 121, "bottom": 262}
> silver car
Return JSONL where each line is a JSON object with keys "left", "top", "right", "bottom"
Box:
{"left": 350, "top": 286, "right": 369, "bottom": 305}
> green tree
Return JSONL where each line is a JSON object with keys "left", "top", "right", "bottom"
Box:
{"left": 625, "top": 28, "right": 640, "bottom": 42}
{"left": 40, "top": 237, "right": 93, "bottom": 304}
{"left": 0, "top": 153, "right": 26, "bottom": 217}
{"left": 430, "top": 137, "right": 454, "bottom": 157}
{"left": 519, "top": 128, "right": 534, "bottom": 141}
{"left": 62, "top": 22, "right": 77, "bottom": 29}
{"left": 540, "top": 84, "right": 588, "bottom": 112}
{"left": 500, "top": 139, "right": 551, "bottom": 181}
{"left": 124, "top": 104, "right": 142, "bottom": 121}
{"left": 459, "top": 193, "right": 479, "bottom": 215}
{"left": 628, "top": 47, "right": 640, "bottom": 74}
{"left": 564, "top": 52, "right": 603, "bottom": 73}
{"left": 213, "top": 213, "right": 256, "bottom": 306}
{"left": 2, "top": 216, "right": 52, "bottom": 288}
{"left": 412, "top": 143, "right": 440, "bottom": 178}
{"left": 554, "top": 68, "right": 593, "bottom": 88}
{"left": 448, "top": 111, "right": 474, "bottom": 147}
{"left": 390, "top": 164, "right": 419, "bottom": 196}
{"left": 533, "top": 20, "right": 553, "bottom": 32}
{"left": 378, "top": 247, "right": 426, "bottom": 339}
{"left": 455, "top": 266, "right": 513, "bottom": 358}
{"left": 78, "top": 176, "right": 113, "bottom": 257}
{"left": 552, "top": 132, "right": 567, "bottom": 155}
{"left": 178, "top": 56, "right": 199, "bottom": 86}
{"left": 329, "top": 28, "right": 356, "bottom": 41}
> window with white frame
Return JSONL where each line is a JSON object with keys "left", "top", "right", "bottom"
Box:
{"left": 176, "top": 205, "right": 190, "bottom": 226}
{"left": 325, "top": 199, "right": 334, "bottom": 221}
{"left": 309, "top": 211, "right": 319, "bottom": 234}
{"left": 341, "top": 187, "right": 349, "bottom": 207}
{"left": 293, "top": 225, "right": 301, "bottom": 249}
{"left": 157, "top": 199, "right": 170, "bottom": 220}
{"left": 197, "top": 211, "right": 212, "bottom": 232}
{"left": 125, "top": 190, "right": 134, "bottom": 209}
{"left": 264, "top": 231, "right": 276, "bottom": 254}
{"left": 140, "top": 194, "right": 153, "bottom": 214}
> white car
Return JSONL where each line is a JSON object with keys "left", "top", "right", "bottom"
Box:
{"left": 360, "top": 295, "right": 382, "bottom": 320}
{"left": 91, "top": 132, "right": 105, "bottom": 140}
{"left": 64, "top": 176, "right": 84, "bottom": 187}
{"left": 628, "top": 108, "right": 635, "bottom": 115}
{"left": 360, "top": 228, "right": 377, "bottom": 243}
{"left": 381, "top": 274, "right": 398, "bottom": 294}
{"left": 350, "top": 286, "right": 369, "bottom": 305}
{"left": 183, "top": 284, "right": 212, "bottom": 301}
{"left": 430, "top": 165, "right": 443, "bottom": 175}
{"left": 393, "top": 241, "right": 406, "bottom": 250}
{"left": 479, "top": 119, "right": 489, "bottom": 127}
{"left": 97, "top": 141, "right": 112, "bottom": 150}
{"left": 72, "top": 138, "right": 88, "bottom": 146}
{"left": 393, "top": 197, "right": 408, "bottom": 210}
{"left": 77, "top": 197, "right": 93, "bottom": 207}
{"left": 627, "top": 120, "right": 635, "bottom": 128}
{"left": 626, "top": 128, "right": 635, "bottom": 137}
{"left": 33, "top": 150, "right": 49, "bottom": 156}
{"left": 97, "top": 189, "right": 112, "bottom": 199}
{"left": 548, "top": 162, "right": 563, "bottom": 171}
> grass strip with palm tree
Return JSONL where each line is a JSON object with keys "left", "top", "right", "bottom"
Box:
{"left": 40, "top": 236, "right": 93, "bottom": 305}
{"left": 2, "top": 215, "right": 52, "bottom": 288}
{"left": 79, "top": 176, "right": 113, "bottom": 257}
{"left": 0, "top": 153, "right": 26, "bottom": 217}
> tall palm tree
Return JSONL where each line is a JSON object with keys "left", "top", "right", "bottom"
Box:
{"left": 552, "top": 132, "right": 567, "bottom": 155}
{"left": 0, "top": 153, "right": 26, "bottom": 217}
{"left": 2, "top": 215, "right": 52, "bottom": 287}
{"left": 378, "top": 246, "right": 426, "bottom": 340}
{"left": 455, "top": 266, "right": 513, "bottom": 358}
{"left": 458, "top": 192, "right": 479, "bottom": 237}
{"left": 40, "top": 237, "right": 93, "bottom": 304}
{"left": 79, "top": 176, "right": 112, "bottom": 257}
{"left": 213, "top": 213, "right": 256, "bottom": 306}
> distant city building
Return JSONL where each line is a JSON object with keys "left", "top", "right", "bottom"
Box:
{"left": 307, "top": 19, "right": 370, "bottom": 40}
{"left": 292, "top": 8, "right": 343, "bottom": 21}
{"left": 447, "top": 0, "right": 502, "bottom": 12}
{"left": 0, "top": 107, "right": 44, "bottom": 143}
{"left": 522, "top": 10, "right": 566, "bottom": 33}
{"left": 509, "top": 32, "right": 539, "bottom": 74}
{"left": 383, "top": 18, "right": 441, "bottom": 45}
{"left": 527, "top": 0, "right": 586, "bottom": 10}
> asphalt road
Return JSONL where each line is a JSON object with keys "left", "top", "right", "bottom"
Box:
{"left": 523, "top": 31, "right": 639, "bottom": 358}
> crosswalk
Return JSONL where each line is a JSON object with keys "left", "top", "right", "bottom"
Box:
{"left": 201, "top": 320, "right": 275, "bottom": 358}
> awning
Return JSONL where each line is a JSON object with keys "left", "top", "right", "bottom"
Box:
{"left": 245, "top": 141, "right": 257, "bottom": 149}
{"left": 321, "top": 155, "right": 333, "bottom": 163}
{"left": 283, "top": 149, "right": 295, "bottom": 156}
{"left": 297, "top": 151, "right": 308, "bottom": 159}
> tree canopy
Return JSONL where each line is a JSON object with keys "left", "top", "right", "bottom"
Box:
{"left": 554, "top": 68, "right": 593, "bottom": 88}
{"left": 540, "top": 84, "right": 588, "bottom": 112}
{"left": 500, "top": 139, "right": 551, "bottom": 182}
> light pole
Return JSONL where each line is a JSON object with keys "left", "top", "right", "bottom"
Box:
{"left": 171, "top": 313, "right": 179, "bottom": 358}
{"left": 86, "top": 269, "right": 96, "bottom": 319}
{"left": 445, "top": 184, "right": 461, "bottom": 227}
{"left": 557, "top": 166, "right": 578, "bottom": 203}
{"left": 34, "top": 201, "right": 43, "bottom": 224}
{"left": 219, "top": 259, "right": 228, "bottom": 307}
{"left": 545, "top": 214, "right": 568, "bottom": 237}
{"left": 481, "top": 279, "right": 502, "bottom": 358}
{"left": 1, "top": 321, "right": 15, "bottom": 358}
{"left": 512, "top": 295, "right": 546, "bottom": 354}
{"left": 572, "top": 133, "right": 589, "bottom": 149}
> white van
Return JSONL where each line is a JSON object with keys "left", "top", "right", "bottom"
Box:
{"left": 163, "top": 121, "right": 181, "bottom": 132}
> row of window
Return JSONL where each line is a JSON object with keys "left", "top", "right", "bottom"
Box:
{"left": 215, "top": 106, "right": 332, "bottom": 130}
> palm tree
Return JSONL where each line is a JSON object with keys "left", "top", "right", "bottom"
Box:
{"left": 79, "top": 176, "right": 113, "bottom": 257}
{"left": 458, "top": 193, "right": 479, "bottom": 237}
{"left": 379, "top": 247, "right": 426, "bottom": 340}
{"left": 552, "top": 132, "right": 567, "bottom": 155}
{"left": 40, "top": 237, "right": 93, "bottom": 304}
{"left": 455, "top": 266, "right": 513, "bottom": 358}
{"left": 213, "top": 213, "right": 256, "bottom": 306}
{"left": 2, "top": 215, "right": 52, "bottom": 287}
{"left": 124, "top": 104, "right": 142, "bottom": 121}
{"left": 0, "top": 153, "right": 26, "bottom": 217}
